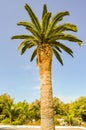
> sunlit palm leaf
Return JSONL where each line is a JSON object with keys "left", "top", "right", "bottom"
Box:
{"left": 18, "top": 40, "right": 29, "bottom": 51}
{"left": 46, "top": 11, "right": 69, "bottom": 37}
{"left": 21, "top": 43, "right": 35, "bottom": 55}
{"left": 50, "top": 23, "right": 78, "bottom": 36}
{"left": 25, "top": 4, "right": 41, "bottom": 32}
{"left": 58, "top": 34, "right": 82, "bottom": 45}
{"left": 17, "top": 21, "right": 41, "bottom": 41}
{"left": 18, "top": 38, "right": 37, "bottom": 51}
{"left": 18, "top": 40, "right": 31, "bottom": 51}
{"left": 48, "top": 33, "right": 82, "bottom": 45}
{"left": 51, "top": 11, "right": 69, "bottom": 26}
{"left": 42, "top": 13, "right": 51, "bottom": 33}
{"left": 42, "top": 4, "right": 48, "bottom": 19}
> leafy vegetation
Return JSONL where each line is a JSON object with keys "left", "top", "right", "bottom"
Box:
{"left": 0, "top": 93, "right": 86, "bottom": 126}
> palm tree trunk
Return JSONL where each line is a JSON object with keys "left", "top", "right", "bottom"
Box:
{"left": 37, "top": 44, "right": 55, "bottom": 130}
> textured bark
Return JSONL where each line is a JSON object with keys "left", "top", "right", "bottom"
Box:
{"left": 37, "top": 44, "right": 55, "bottom": 130}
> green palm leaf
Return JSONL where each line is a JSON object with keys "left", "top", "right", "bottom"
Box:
{"left": 53, "top": 41, "right": 73, "bottom": 57}
{"left": 52, "top": 45, "right": 62, "bottom": 53}
{"left": 18, "top": 40, "right": 30, "bottom": 51}
{"left": 42, "top": 13, "right": 51, "bottom": 33}
{"left": 21, "top": 44, "right": 28, "bottom": 55}
{"left": 57, "top": 42, "right": 73, "bottom": 57}
{"left": 21, "top": 43, "right": 35, "bottom": 55}
{"left": 42, "top": 4, "right": 48, "bottom": 19}
{"left": 25, "top": 4, "right": 41, "bottom": 32}
{"left": 48, "top": 33, "right": 82, "bottom": 46}
{"left": 17, "top": 21, "right": 41, "bottom": 41}
{"left": 18, "top": 40, "right": 29, "bottom": 51}
{"left": 51, "top": 23, "right": 78, "bottom": 36}
{"left": 41, "top": 13, "right": 51, "bottom": 42}
{"left": 52, "top": 48, "right": 63, "bottom": 65}
{"left": 46, "top": 11, "right": 69, "bottom": 37}
{"left": 18, "top": 38, "right": 37, "bottom": 51}
{"left": 30, "top": 48, "right": 37, "bottom": 62}
{"left": 11, "top": 35, "right": 32, "bottom": 39}
{"left": 51, "top": 11, "right": 69, "bottom": 26}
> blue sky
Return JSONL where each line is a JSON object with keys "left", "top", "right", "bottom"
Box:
{"left": 0, "top": 0, "right": 86, "bottom": 103}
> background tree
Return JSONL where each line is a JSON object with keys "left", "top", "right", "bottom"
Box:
{"left": 28, "top": 99, "right": 40, "bottom": 123}
{"left": 12, "top": 101, "right": 29, "bottom": 125}
{"left": 0, "top": 94, "right": 14, "bottom": 124}
{"left": 53, "top": 97, "right": 66, "bottom": 117}
{"left": 69, "top": 96, "right": 86, "bottom": 123}
{"left": 11, "top": 3, "right": 82, "bottom": 130}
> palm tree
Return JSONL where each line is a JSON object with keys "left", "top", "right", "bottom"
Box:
{"left": 11, "top": 4, "right": 82, "bottom": 130}
{"left": 3, "top": 103, "right": 22, "bottom": 125}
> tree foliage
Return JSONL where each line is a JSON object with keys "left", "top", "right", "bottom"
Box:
{"left": 0, "top": 94, "right": 86, "bottom": 126}
{"left": 11, "top": 3, "right": 82, "bottom": 65}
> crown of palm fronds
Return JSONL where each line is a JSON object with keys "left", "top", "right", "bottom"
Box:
{"left": 11, "top": 4, "right": 82, "bottom": 65}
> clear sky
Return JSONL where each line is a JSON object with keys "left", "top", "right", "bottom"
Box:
{"left": 0, "top": 0, "right": 86, "bottom": 103}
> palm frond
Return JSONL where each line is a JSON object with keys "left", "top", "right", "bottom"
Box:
{"left": 46, "top": 11, "right": 69, "bottom": 37}
{"left": 18, "top": 40, "right": 29, "bottom": 51}
{"left": 42, "top": 13, "right": 51, "bottom": 33}
{"left": 51, "top": 43, "right": 62, "bottom": 53}
{"left": 17, "top": 21, "right": 41, "bottom": 42}
{"left": 57, "top": 42, "right": 73, "bottom": 56}
{"left": 17, "top": 21, "right": 32, "bottom": 27}
{"left": 42, "top": 4, "right": 48, "bottom": 19}
{"left": 30, "top": 48, "right": 37, "bottom": 62}
{"left": 11, "top": 35, "right": 32, "bottom": 39}
{"left": 41, "top": 13, "right": 51, "bottom": 42}
{"left": 21, "top": 43, "right": 35, "bottom": 55}
{"left": 53, "top": 41, "right": 73, "bottom": 57}
{"left": 25, "top": 4, "right": 41, "bottom": 32}
{"left": 52, "top": 48, "right": 63, "bottom": 65}
{"left": 48, "top": 33, "right": 82, "bottom": 46}
{"left": 20, "top": 44, "right": 28, "bottom": 55}
{"left": 52, "top": 11, "right": 69, "bottom": 26}
{"left": 53, "top": 46, "right": 62, "bottom": 53}
{"left": 18, "top": 38, "right": 37, "bottom": 51}
{"left": 47, "top": 33, "right": 64, "bottom": 42}
{"left": 18, "top": 40, "right": 29, "bottom": 52}
{"left": 50, "top": 23, "right": 78, "bottom": 36}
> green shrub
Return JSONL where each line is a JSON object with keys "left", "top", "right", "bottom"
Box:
{"left": 1, "top": 118, "right": 10, "bottom": 124}
{"left": 12, "top": 120, "right": 22, "bottom": 125}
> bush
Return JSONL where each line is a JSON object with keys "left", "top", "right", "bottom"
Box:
{"left": 1, "top": 118, "right": 10, "bottom": 124}
{"left": 12, "top": 120, "right": 22, "bottom": 125}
